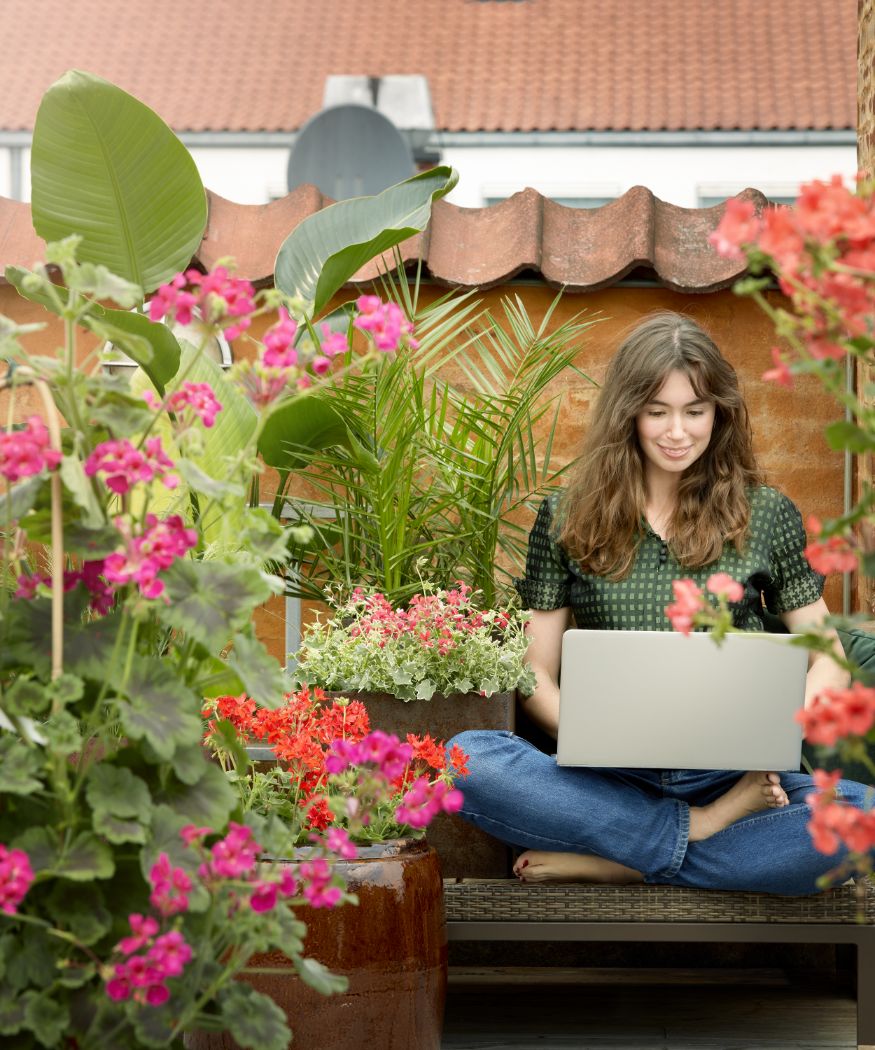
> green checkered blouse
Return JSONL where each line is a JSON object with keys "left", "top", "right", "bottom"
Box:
{"left": 514, "top": 486, "right": 824, "bottom": 631}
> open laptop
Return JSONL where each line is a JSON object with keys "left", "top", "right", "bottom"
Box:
{"left": 556, "top": 629, "right": 808, "bottom": 771}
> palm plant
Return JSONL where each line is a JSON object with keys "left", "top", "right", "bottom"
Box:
{"left": 264, "top": 267, "right": 601, "bottom": 606}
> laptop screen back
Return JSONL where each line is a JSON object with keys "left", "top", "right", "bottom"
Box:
{"left": 557, "top": 629, "right": 807, "bottom": 771}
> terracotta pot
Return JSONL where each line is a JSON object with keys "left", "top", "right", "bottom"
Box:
{"left": 326, "top": 690, "right": 515, "bottom": 879}
{"left": 186, "top": 838, "right": 446, "bottom": 1050}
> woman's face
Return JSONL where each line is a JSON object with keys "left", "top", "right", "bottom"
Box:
{"left": 635, "top": 369, "right": 716, "bottom": 482}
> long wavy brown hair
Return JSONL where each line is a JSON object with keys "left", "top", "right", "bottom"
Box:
{"left": 558, "top": 311, "right": 763, "bottom": 579}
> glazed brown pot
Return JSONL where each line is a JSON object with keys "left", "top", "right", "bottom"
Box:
{"left": 327, "top": 690, "right": 515, "bottom": 879}
{"left": 186, "top": 838, "right": 446, "bottom": 1050}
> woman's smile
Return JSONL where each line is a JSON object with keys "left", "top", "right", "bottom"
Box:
{"left": 635, "top": 369, "right": 716, "bottom": 480}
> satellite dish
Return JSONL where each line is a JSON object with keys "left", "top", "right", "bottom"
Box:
{"left": 287, "top": 103, "right": 415, "bottom": 200}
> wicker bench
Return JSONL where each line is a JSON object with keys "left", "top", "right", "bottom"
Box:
{"left": 443, "top": 878, "right": 875, "bottom": 1049}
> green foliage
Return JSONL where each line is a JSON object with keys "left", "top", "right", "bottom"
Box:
{"left": 31, "top": 70, "right": 207, "bottom": 293}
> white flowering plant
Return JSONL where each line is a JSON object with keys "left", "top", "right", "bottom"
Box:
{"left": 292, "top": 584, "right": 536, "bottom": 701}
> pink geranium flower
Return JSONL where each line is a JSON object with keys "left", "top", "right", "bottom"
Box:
{"left": 0, "top": 844, "right": 33, "bottom": 915}
{"left": 85, "top": 437, "right": 178, "bottom": 495}
{"left": 0, "top": 416, "right": 61, "bottom": 483}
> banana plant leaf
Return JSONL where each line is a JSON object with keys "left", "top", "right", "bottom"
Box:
{"left": 31, "top": 69, "right": 207, "bottom": 294}
{"left": 274, "top": 166, "right": 458, "bottom": 315}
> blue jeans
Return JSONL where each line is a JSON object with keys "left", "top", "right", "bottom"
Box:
{"left": 448, "top": 730, "right": 873, "bottom": 896}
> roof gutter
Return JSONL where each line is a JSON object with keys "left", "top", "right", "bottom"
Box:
{"left": 0, "top": 129, "right": 857, "bottom": 148}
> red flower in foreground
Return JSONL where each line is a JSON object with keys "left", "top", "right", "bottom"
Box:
{"left": 665, "top": 578, "right": 705, "bottom": 636}
{"left": 796, "top": 682, "right": 875, "bottom": 748}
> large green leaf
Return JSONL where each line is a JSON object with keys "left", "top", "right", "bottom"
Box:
{"left": 258, "top": 394, "right": 350, "bottom": 472}
{"left": 31, "top": 69, "right": 207, "bottom": 293}
{"left": 84, "top": 306, "right": 181, "bottom": 395}
{"left": 274, "top": 166, "right": 458, "bottom": 314}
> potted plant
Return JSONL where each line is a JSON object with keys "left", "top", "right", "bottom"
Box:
{"left": 259, "top": 270, "right": 601, "bottom": 608}
{"left": 290, "top": 583, "right": 535, "bottom": 876}
{"left": 0, "top": 69, "right": 459, "bottom": 1050}
{"left": 198, "top": 688, "right": 469, "bottom": 1050}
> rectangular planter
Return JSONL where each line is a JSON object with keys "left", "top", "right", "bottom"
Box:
{"left": 327, "top": 690, "right": 515, "bottom": 880}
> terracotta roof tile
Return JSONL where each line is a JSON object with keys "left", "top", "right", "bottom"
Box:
{"left": 0, "top": 185, "right": 767, "bottom": 295}
{"left": 0, "top": 0, "right": 856, "bottom": 133}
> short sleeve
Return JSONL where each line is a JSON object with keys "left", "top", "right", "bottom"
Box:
{"left": 762, "top": 493, "right": 825, "bottom": 614}
{"left": 513, "top": 496, "right": 573, "bottom": 610}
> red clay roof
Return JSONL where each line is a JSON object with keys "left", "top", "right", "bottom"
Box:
{"left": 0, "top": 0, "right": 856, "bottom": 134}
{"left": 0, "top": 186, "right": 767, "bottom": 294}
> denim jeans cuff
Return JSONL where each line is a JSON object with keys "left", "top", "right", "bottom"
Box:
{"left": 649, "top": 799, "right": 689, "bottom": 880}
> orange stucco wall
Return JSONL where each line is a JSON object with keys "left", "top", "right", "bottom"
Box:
{"left": 0, "top": 278, "right": 847, "bottom": 665}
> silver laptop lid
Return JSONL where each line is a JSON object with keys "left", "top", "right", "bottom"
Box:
{"left": 557, "top": 629, "right": 808, "bottom": 771}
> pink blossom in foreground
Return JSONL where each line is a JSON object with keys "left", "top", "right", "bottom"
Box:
{"left": 806, "top": 769, "right": 875, "bottom": 856}
{"left": 324, "top": 827, "right": 357, "bottom": 860}
{"left": 106, "top": 918, "right": 192, "bottom": 1006}
{"left": 804, "top": 517, "right": 859, "bottom": 576}
{"left": 149, "top": 266, "right": 257, "bottom": 341}
{"left": 165, "top": 382, "right": 222, "bottom": 429}
{"left": 200, "top": 822, "right": 260, "bottom": 880}
{"left": 148, "top": 853, "right": 192, "bottom": 917}
{"left": 318, "top": 323, "right": 349, "bottom": 358}
{"left": 15, "top": 559, "right": 114, "bottom": 614}
{"left": 353, "top": 296, "right": 418, "bottom": 353}
{"left": 0, "top": 416, "right": 61, "bottom": 483}
{"left": 85, "top": 437, "right": 179, "bottom": 495}
{"left": 0, "top": 844, "right": 33, "bottom": 914}
{"left": 762, "top": 347, "right": 794, "bottom": 388}
{"left": 394, "top": 775, "right": 464, "bottom": 829}
{"left": 103, "top": 514, "right": 198, "bottom": 600}
{"left": 796, "top": 682, "right": 875, "bottom": 747}
{"left": 708, "top": 198, "right": 762, "bottom": 261}
{"left": 299, "top": 856, "right": 342, "bottom": 909}
{"left": 705, "top": 572, "right": 744, "bottom": 603}
{"left": 262, "top": 307, "right": 299, "bottom": 367}
{"left": 325, "top": 730, "right": 414, "bottom": 781}
{"left": 665, "top": 578, "right": 705, "bottom": 635}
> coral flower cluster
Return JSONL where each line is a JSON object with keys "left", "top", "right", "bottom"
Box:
{"left": 806, "top": 770, "right": 875, "bottom": 857}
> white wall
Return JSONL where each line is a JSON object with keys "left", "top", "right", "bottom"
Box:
{"left": 2, "top": 141, "right": 858, "bottom": 211}
{"left": 440, "top": 144, "right": 859, "bottom": 208}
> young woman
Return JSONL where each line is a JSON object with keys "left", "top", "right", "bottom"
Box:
{"left": 449, "top": 311, "right": 868, "bottom": 895}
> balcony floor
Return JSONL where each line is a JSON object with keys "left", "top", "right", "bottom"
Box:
{"left": 441, "top": 967, "right": 857, "bottom": 1049}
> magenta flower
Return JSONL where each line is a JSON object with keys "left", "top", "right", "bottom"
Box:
{"left": 325, "top": 827, "right": 357, "bottom": 860}
{"left": 103, "top": 514, "right": 197, "bottom": 600}
{"left": 117, "top": 913, "right": 159, "bottom": 955}
{"left": 353, "top": 296, "right": 418, "bottom": 353}
{"left": 250, "top": 881, "right": 279, "bottom": 913}
{"left": 147, "top": 930, "right": 192, "bottom": 978}
{"left": 149, "top": 266, "right": 256, "bottom": 341}
{"left": 202, "top": 822, "right": 260, "bottom": 880}
{"left": 0, "top": 844, "right": 33, "bottom": 915}
{"left": 148, "top": 853, "right": 192, "bottom": 917}
{"left": 318, "top": 323, "right": 349, "bottom": 358}
{"left": 180, "top": 824, "right": 212, "bottom": 846}
{"left": 299, "top": 857, "right": 342, "bottom": 909}
{"left": 85, "top": 437, "right": 178, "bottom": 495}
{"left": 165, "top": 382, "right": 223, "bottom": 429}
{"left": 0, "top": 416, "right": 61, "bottom": 483}
{"left": 262, "top": 307, "right": 299, "bottom": 367}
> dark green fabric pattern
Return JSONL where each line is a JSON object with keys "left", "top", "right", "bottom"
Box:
{"left": 514, "top": 486, "right": 825, "bottom": 631}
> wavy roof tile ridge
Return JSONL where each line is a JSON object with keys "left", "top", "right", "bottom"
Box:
{"left": 0, "top": 185, "right": 766, "bottom": 294}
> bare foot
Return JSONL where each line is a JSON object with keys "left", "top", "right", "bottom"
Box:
{"left": 512, "top": 850, "right": 643, "bottom": 885}
{"left": 689, "top": 771, "right": 789, "bottom": 842}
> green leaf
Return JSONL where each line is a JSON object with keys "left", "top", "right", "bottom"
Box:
{"left": 23, "top": 991, "right": 69, "bottom": 1048}
{"left": 0, "top": 475, "right": 44, "bottom": 522}
{"left": 1, "top": 678, "right": 50, "bottom": 718}
{"left": 12, "top": 827, "right": 59, "bottom": 874}
{"left": 87, "top": 388, "right": 155, "bottom": 438}
{"left": 0, "top": 986, "right": 26, "bottom": 1034}
{"left": 274, "top": 166, "right": 458, "bottom": 314}
{"left": 0, "top": 737, "right": 44, "bottom": 795}
{"left": 259, "top": 394, "right": 350, "bottom": 472}
{"left": 194, "top": 656, "right": 247, "bottom": 700}
{"left": 296, "top": 956, "right": 349, "bottom": 996}
{"left": 176, "top": 458, "right": 244, "bottom": 501}
{"left": 824, "top": 420, "right": 875, "bottom": 453}
{"left": 117, "top": 660, "right": 202, "bottom": 761}
{"left": 45, "top": 882, "right": 112, "bottom": 947}
{"left": 41, "top": 711, "right": 82, "bottom": 757}
{"left": 158, "top": 560, "right": 277, "bottom": 652}
{"left": 59, "top": 454, "right": 105, "bottom": 528}
{"left": 217, "top": 983, "right": 292, "bottom": 1050}
{"left": 31, "top": 70, "right": 207, "bottom": 293}
{"left": 54, "top": 831, "right": 115, "bottom": 881}
{"left": 86, "top": 764, "right": 152, "bottom": 843}
{"left": 61, "top": 521, "right": 123, "bottom": 559}
{"left": 86, "top": 306, "right": 181, "bottom": 395}
{"left": 226, "top": 633, "right": 288, "bottom": 708}
{"left": 4, "top": 265, "right": 65, "bottom": 316}
{"left": 240, "top": 507, "right": 290, "bottom": 562}
{"left": 158, "top": 760, "right": 237, "bottom": 830}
